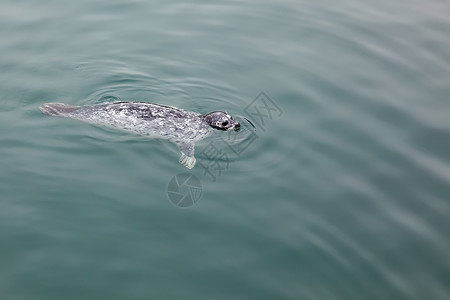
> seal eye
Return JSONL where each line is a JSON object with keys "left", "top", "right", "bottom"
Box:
{"left": 222, "top": 121, "right": 228, "bottom": 126}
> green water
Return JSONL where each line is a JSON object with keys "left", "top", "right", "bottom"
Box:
{"left": 1, "top": 0, "right": 450, "bottom": 299}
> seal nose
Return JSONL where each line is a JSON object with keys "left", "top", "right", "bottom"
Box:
{"left": 234, "top": 123, "right": 240, "bottom": 130}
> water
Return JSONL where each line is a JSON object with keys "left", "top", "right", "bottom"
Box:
{"left": 1, "top": 0, "right": 449, "bottom": 299}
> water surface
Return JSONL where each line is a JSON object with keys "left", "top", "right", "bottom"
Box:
{"left": 0, "top": 0, "right": 449, "bottom": 299}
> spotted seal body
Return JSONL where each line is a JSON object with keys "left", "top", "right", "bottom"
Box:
{"left": 40, "top": 101, "right": 240, "bottom": 169}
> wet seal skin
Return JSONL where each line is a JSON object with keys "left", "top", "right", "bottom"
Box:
{"left": 40, "top": 101, "right": 240, "bottom": 169}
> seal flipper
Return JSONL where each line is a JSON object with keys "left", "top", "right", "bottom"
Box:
{"left": 176, "top": 140, "right": 196, "bottom": 169}
{"left": 40, "top": 103, "right": 79, "bottom": 117}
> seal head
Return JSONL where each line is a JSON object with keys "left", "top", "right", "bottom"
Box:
{"left": 203, "top": 111, "right": 240, "bottom": 131}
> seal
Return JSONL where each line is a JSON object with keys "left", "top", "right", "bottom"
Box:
{"left": 40, "top": 101, "right": 240, "bottom": 169}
